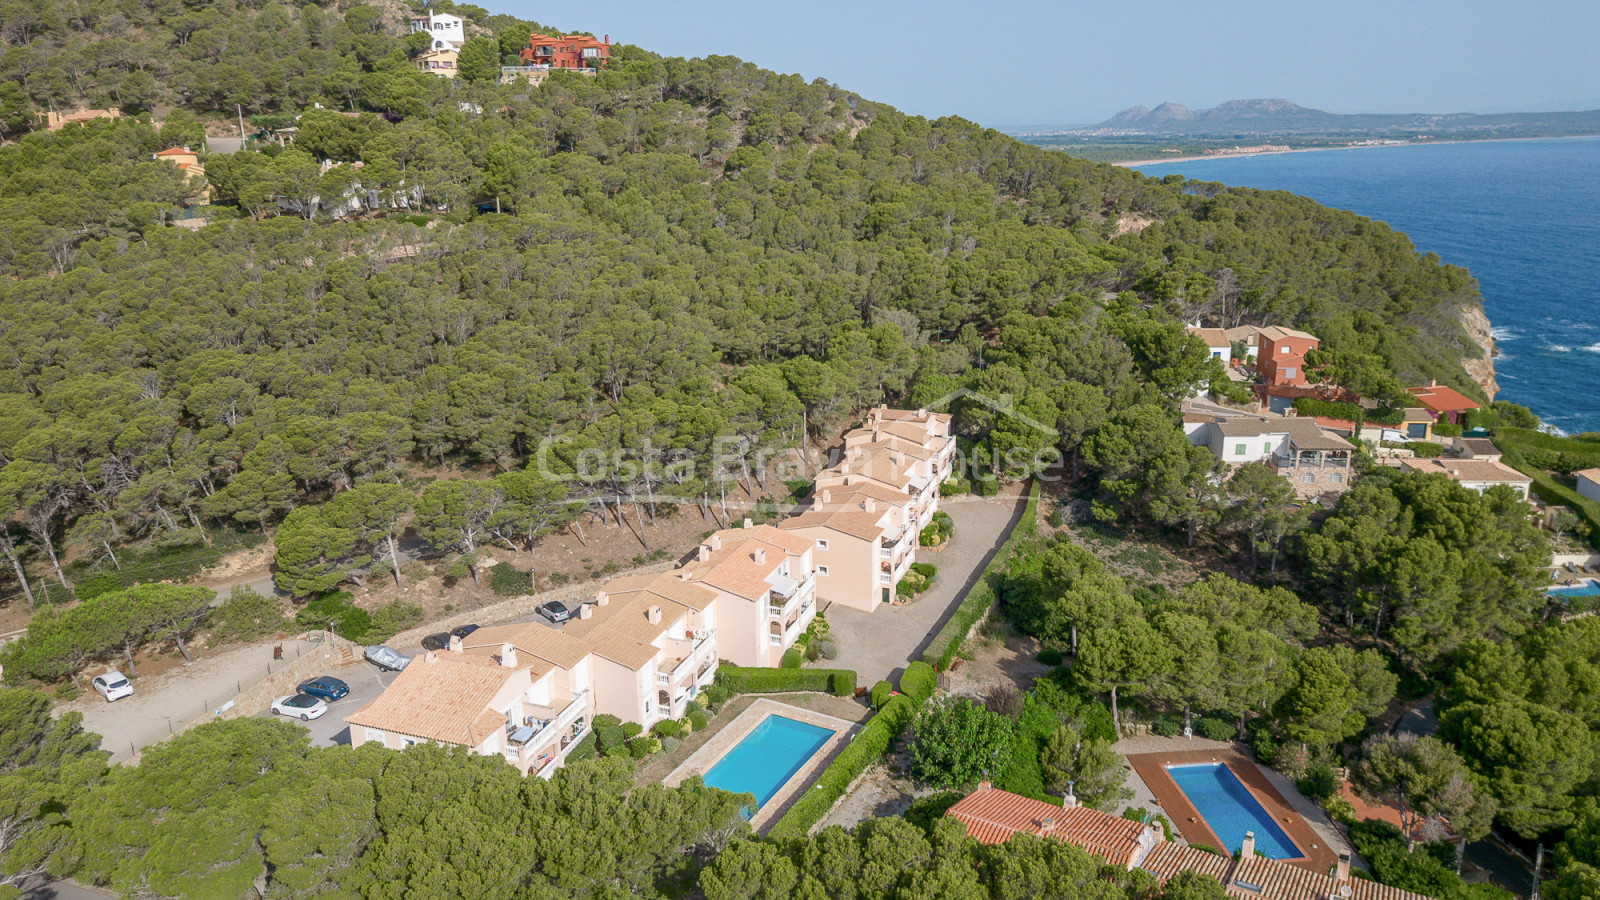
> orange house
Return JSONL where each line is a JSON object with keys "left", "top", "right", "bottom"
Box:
{"left": 519, "top": 33, "right": 610, "bottom": 70}
{"left": 1257, "top": 326, "right": 1318, "bottom": 387}
{"left": 154, "top": 147, "right": 211, "bottom": 203}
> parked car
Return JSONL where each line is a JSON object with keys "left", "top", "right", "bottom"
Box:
{"left": 536, "top": 601, "right": 574, "bottom": 624}
{"left": 420, "top": 632, "right": 452, "bottom": 652}
{"left": 91, "top": 670, "right": 134, "bottom": 702}
{"left": 271, "top": 693, "right": 328, "bottom": 721}
{"left": 450, "top": 623, "right": 481, "bottom": 640}
{"left": 364, "top": 645, "right": 411, "bottom": 672}
{"left": 296, "top": 676, "right": 349, "bottom": 701}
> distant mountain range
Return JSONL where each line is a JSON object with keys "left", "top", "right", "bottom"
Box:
{"left": 1093, "top": 98, "right": 1600, "bottom": 135}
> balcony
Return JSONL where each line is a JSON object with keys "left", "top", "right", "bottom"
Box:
{"left": 503, "top": 689, "right": 589, "bottom": 765}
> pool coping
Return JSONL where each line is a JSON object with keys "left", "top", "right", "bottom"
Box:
{"left": 1163, "top": 761, "right": 1305, "bottom": 860}
{"left": 663, "top": 698, "right": 858, "bottom": 830}
{"left": 1127, "top": 749, "right": 1336, "bottom": 874}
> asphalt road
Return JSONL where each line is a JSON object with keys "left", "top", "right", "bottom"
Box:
{"left": 256, "top": 658, "right": 400, "bottom": 747}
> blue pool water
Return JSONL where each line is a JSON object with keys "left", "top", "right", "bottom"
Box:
{"left": 1166, "top": 763, "right": 1303, "bottom": 859}
{"left": 1550, "top": 580, "right": 1600, "bottom": 599}
{"left": 702, "top": 715, "right": 834, "bottom": 808}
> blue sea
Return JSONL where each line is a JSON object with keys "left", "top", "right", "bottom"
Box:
{"left": 1135, "top": 136, "right": 1600, "bottom": 434}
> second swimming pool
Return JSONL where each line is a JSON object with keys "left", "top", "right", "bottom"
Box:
{"left": 1165, "top": 763, "right": 1303, "bottom": 859}
{"left": 701, "top": 714, "right": 835, "bottom": 808}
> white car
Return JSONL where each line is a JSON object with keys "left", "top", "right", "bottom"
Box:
{"left": 270, "top": 693, "right": 329, "bottom": 721}
{"left": 91, "top": 670, "right": 134, "bottom": 702}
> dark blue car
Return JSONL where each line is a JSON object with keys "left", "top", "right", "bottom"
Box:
{"left": 296, "top": 676, "right": 350, "bottom": 701}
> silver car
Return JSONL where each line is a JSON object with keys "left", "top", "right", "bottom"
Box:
{"left": 364, "top": 645, "right": 411, "bottom": 672}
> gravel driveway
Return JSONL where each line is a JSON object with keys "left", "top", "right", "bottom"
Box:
{"left": 825, "top": 493, "right": 1029, "bottom": 685}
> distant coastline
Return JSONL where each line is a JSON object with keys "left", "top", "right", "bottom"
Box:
{"left": 1113, "top": 134, "right": 1589, "bottom": 168}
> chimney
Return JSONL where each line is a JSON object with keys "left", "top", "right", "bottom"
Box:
{"left": 978, "top": 780, "right": 992, "bottom": 791}
{"left": 698, "top": 545, "right": 710, "bottom": 562}
{"left": 578, "top": 603, "right": 594, "bottom": 620}
{"left": 646, "top": 605, "right": 662, "bottom": 625}
{"left": 678, "top": 568, "right": 691, "bottom": 581}
{"left": 820, "top": 489, "right": 831, "bottom": 505}
{"left": 1062, "top": 787, "right": 1079, "bottom": 808}
{"left": 753, "top": 548, "right": 766, "bottom": 565}
{"left": 873, "top": 427, "right": 882, "bottom": 442}
{"left": 499, "top": 643, "right": 516, "bottom": 668}
{"left": 840, "top": 462, "right": 850, "bottom": 475}
{"left": 1038, "top": 816, "right": 1055, "bottom": 833}
{"left": 1335, "top": 853, "right": 1350, "bottom": 883}
{"left": 596, "top": 590, "right": 609, "bottom": 607}
{"left": 425, "top": 650, "right": 438, "bottom": 664}
{"left": 709, "top": 534, "right": 722, "bottom": 551}
{"left": 448, "top": 635, "right": 462, "bottom": 653}
{"left": 742, "top": 517, "right": 752, "bottom": 529}
{"left": 1430, "top": 379, "right": 1438, "bottom": 388}
{"left": 1240, "top": 831, "right": 1256, "bottom": 859}
{"left": 862, "top": 498, "right": 875, "bottom": 513}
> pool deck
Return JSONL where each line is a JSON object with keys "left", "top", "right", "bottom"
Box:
{"left": 1127, "top": 749, "right": 1337, "bottom": 874}
{"left": 663, "top": 698, "right": 859, "bottom": 830}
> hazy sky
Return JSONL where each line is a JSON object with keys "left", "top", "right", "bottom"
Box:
{"left": 505, "top": 0, "right": 1600, "bottom": 129}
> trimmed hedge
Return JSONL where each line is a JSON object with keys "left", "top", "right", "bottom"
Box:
{"left": 899, "top": 662, "right": 937, "bottom": 705}
{"left": 921, "top": 480, "right": 1041, "bottom": 670}
{"left": 766, "top": 694, "right": 919, "bottom": 839}
{"left": 717, "top": 664, "right": 857, "bottom": 697}
{"left": 869, "top": 680, "right": 893, "bottom": 709}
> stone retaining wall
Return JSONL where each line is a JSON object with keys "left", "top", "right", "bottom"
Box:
{"left": 387, "top": 560, "right": 676, "bottom": 646}
{"left": 219, "top": 633, "right": 364, "bottom": 720}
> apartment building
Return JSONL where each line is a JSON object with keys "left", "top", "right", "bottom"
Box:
{"left": 562, "top": 571, "right": 720, "bottom": 726}
{"left": 518, "top": 33, "right": 611, "bottom": 70}
{"left": 781, "top": 480, "right": 918, "bottom": 612}
{"left": 346, "top": 626, "right": 593, "bottom": 778}
{"left": 683, "top": 523, "right": 817, "bottom": 668}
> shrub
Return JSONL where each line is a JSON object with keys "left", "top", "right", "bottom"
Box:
{"left": 1191, "top": 843, "right": 1222, "bottom": 856}
{"left": 1322, "top": 792, "right": 1357, "bottom": 826}
{"left": 652, "top": 720, "right": 682, "bottom": 739}
{"left": 899, "top": 662, "right": 937, "bottom": 705}
{"left": 629, "top": 737, "right": 660, "bottom": 758}
{"left": 700, "top": 684, "right": 730, "bottom": 710}
{"left": 1272, "top": 742, "right": 1312, "bottom": 780}
{"left": 621, "top": 722, "right": 643, "bottom": 740}
{"left": 1292, "top": 398, "right": 1404, "bottom": 426}
{"left": 488, "top": 563, "right": 532, "bottom": 596}
{"left": 1195, "top": 717, "right": 1235, "bottom": 742}
{"left": 660, "top": 736, "right": 681, "bottom": 754}
{"left": 1432, "top": 422, "right": 1463, "bottom": 437}
{"left": 1297, "top": 762, "right": 1338, "bottom": 801}
{"left": 364, "top": 601, "right": 425, "bottom": 643}
{"left": 205, "top": 586, "right": 285, "bottom": 645}
{"left": 1152, "top": 814, "right": 1174, "bottom": 842}
{"left": 817, "top": 640, "right": 839, "bottom": 661}
{"left": 294, "top": 591, "right": 370, "bottom": 640}
{"left": 767, "top": 695, "right": 918, "bottom": 838}
{"left": 940, "top": 479, "right": 969, "bottom": 498}
{"left": 870, "top": 680, "right": 894, "bottom": 708}
{"left": 1036, "top": 648, "right": 1064, "bottom": 667}
{"left": 603, "top": 745, "right": 630, "bottom": 759}
{"left": 830, "top": 670, "right": 856, "bottom": 697}
{"left": 910, "top": 698, "right": 1015, "bottom": 787}
{"left": 779, "top": 647, "right": 803, "bottom": 668}
{"left": 910, "top": 562, "right": 937, "bottom": 581}
{"left": 804, "top": 641, "right": 821, "bottom": 662}
{"left": 1407, "top": 441, "right": 1444, "bottom": 458}
{"left": 593, "top": 713, "right": 621, "bottom": 729}
{"left": 903, "top": 791, "right": 965, "bottom": 835}
{"left": 595, "top": 725, "right": 625, "bottom": 751}
{"left": 565, "top": 732, "right": 597, "bottom": 762}
{"left": 1150, "top": 716, "right": 1182, "bottom": 737}
{"left": 687, "top": 710, "right": 708, "bottom": 731}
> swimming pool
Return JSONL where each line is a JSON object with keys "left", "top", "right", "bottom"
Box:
{"left": 1166, "top": 763, "right": 1303, "bottom": 859}
{"left": 1550, "top": 580, "right": 1600, "bottom": 599}
{"left": 701, "top": 714, "right": 835, "bottom": 808}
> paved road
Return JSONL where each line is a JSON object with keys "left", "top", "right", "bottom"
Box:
{"left": 257, "top": 662, "right": 399, "bottom": 747}
{"left": 21, "top": 877, "right": 114, "bottom": 899}
{"left": 826, "top": 493, "right": 1029, "bottom": 685}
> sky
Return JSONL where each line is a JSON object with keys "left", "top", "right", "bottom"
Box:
{"left": 502, "top": 0, "right": 1600, "bottom": 129}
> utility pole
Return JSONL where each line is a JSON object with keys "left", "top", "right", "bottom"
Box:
{"left": 237, "top": 104, "right": 245, "bottom": 140}
{"left": 1531, "top": 843, "right": 1544, "bottom": 900}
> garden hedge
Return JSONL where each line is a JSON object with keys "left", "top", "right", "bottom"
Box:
{"left": 921, "top": 480, "right": 1041, "bottom": 670}
{"left": 899, "top": 662, "right": 937, "bottom": 706}
{"left": 766, "top": 694, "right": 919, "bottom": 839}
{"left": 717, "top": 665, "right": 857, "bottom": 697}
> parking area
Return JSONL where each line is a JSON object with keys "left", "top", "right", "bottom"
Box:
{"left": 257, "top": 660, "right": 400, "bottom": 746}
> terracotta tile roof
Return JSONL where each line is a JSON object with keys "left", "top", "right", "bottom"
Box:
{"left": 844, "top": 435, "right": 940, "bottom": 461}
{"left": 1140, "top": 842, "right": 1233, "bottom": 883}
{"left": 944, "top": 786, "right": 1147, "bottom": 867}
{"left": 814, "top": 478, "right": 913, "bottom": 507}
{"left": 1188, "top": 326, "right": 1232, "bottom": 348}
{"left": 461, "top": 623, "right": 591, "bottom": 670}
{"left": 1225, "top": 856, "right": 1427, "bottom": 900}
{"left": 871, "top": 407, "right": 953, "bottom": 429}
{"left": 1401, "top": 407, "right": 1433, "bottom": 423}
{"left": 1400, "top": 458, "right": 1531, "bottom": 485}
{"left": 1456, "top": 438, "right": 1499, "bottom": 456}
{"left": 344, "top": 653, "right": 522, "bottom": 746}
{"left": 1206, "top": 415, "right": 1353, "bottom": 451}
{"left": 781, "top": 507, "right": 889, "bottom": 543}
{"left": 558, "top": 571, "right": 713, "bottom": 670}
{"left": 1256, "top": 326, "right": 1318, "bottom": 343}
{"left": 687, "top": 525, "right": 808, "bottom": 602}
{"left": 1407, "top": 383, "right": 1480, "bottom": 414}
{"left": 1575, "top": 468, "right": 1600, "bottom": 485}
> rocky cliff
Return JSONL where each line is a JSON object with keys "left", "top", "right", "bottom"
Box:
{"left": 1458, "top": 303, "right": 1499, "bottom": 400}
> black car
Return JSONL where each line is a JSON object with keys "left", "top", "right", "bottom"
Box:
{"left": 296, "top": 676, "right": 349, "bottom": 701}
{"left": 420, "top": 632, "right": 453, "bottom": 651}
{"left": 450, "top": 623, "right": 481, "bottom": 640}
{"left": 536, "top": 601, "right": 574, "bottom": 624}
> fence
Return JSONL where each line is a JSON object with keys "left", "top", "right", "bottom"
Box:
{"left": 105, "top": 631, "right": 360, "bottom": 764}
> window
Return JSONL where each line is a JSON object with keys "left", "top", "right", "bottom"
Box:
{"left": 817, "top": 565, "right": 829, "bottom": 577}
{"left": 1301, "top": 474, "right": 1315, "bottom": 483}
{"left": 1234, "top": 443, "right": 1247, "bottom": 456}
{"left": 1263, "top": 442, "right": 1272, "bottom": 456}
{"left": 879, "top": 573, "right": 891, "bottom": 585}
{"left": 1331, "top": 474, "right": 1344, "bottom": 483}
{"left": 1283, "top": 367, "right": 1296, "bottom": 380}
{"left": 816, "top": 539, "right": 829, "bottom": 551}
{"left": 1280, "top": 345, "right": 1289, "bottom": 354}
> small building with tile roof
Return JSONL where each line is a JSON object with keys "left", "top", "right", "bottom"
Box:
{"left": 1186, "top": 413, "right": 1356, "bottom": 498}
{"left": 1399, "top": 457, "right": 1532, "bottom": 500}
{"left": 944, "top": 783, "right": 1154, "bottom": 868}
{"left": 1407, "top": 381, "right": 1480, "bottom": 424}
{"left": 1576, "top": 468, "right": 1600, "bottom": 504}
